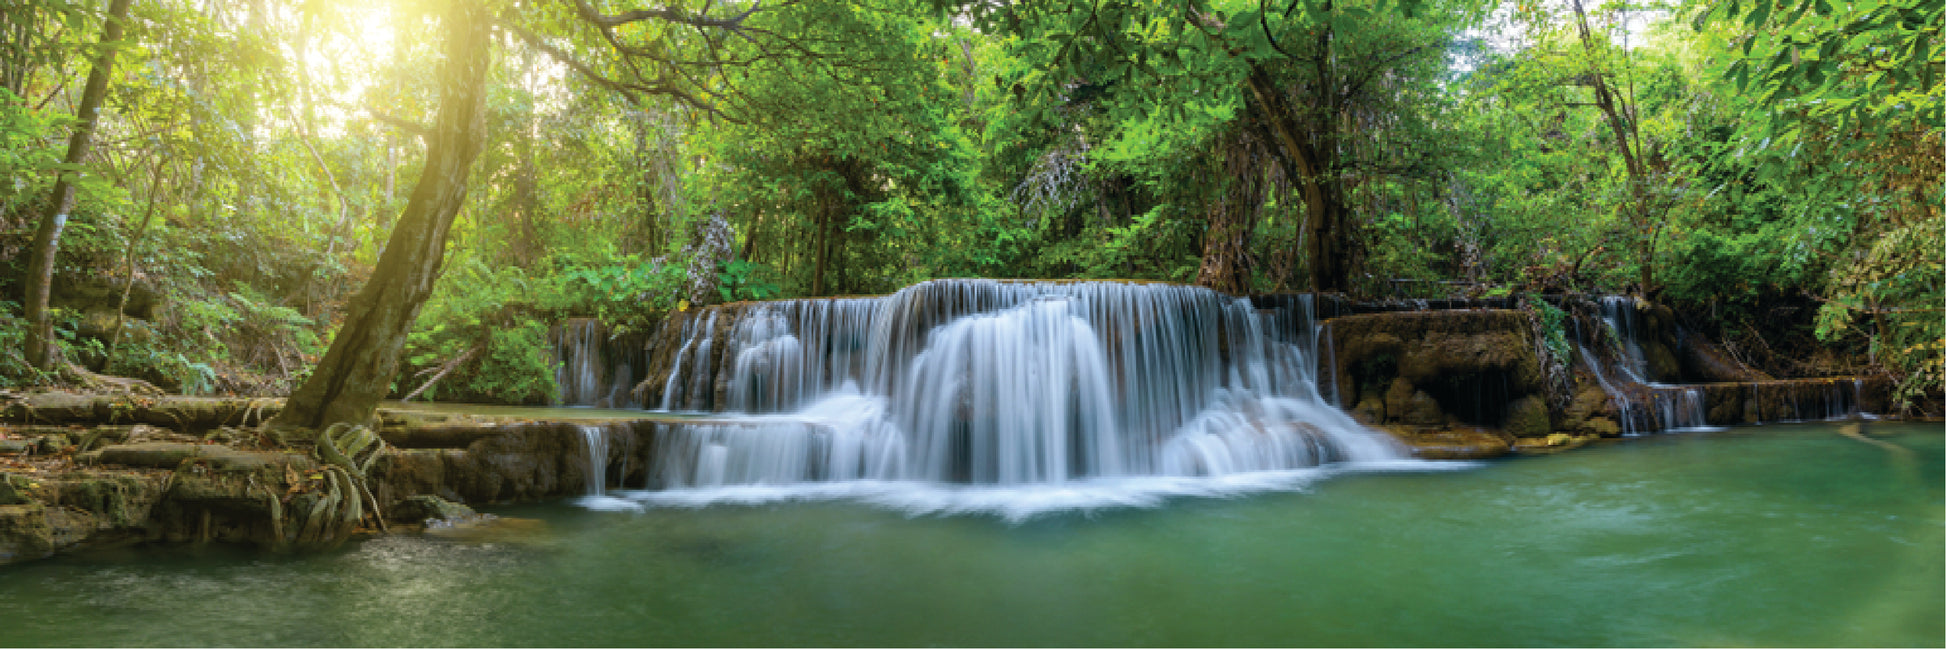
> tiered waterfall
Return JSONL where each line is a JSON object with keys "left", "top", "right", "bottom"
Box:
{"left": 607, "top": 280, "right": 1411, "bottom": 517}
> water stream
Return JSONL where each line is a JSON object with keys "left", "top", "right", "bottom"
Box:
{"left": 3, "top": 421, "right": 1936, "bottom": 647}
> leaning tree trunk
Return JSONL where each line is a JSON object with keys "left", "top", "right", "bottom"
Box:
{"left": 271, "top": 0, "right": 492, "bottom": 432}
{"left": 21, "top": 0, "right": 131, "bottom": 371}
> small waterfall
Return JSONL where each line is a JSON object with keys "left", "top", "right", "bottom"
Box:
{"left": 1575, "top": 314, "right": 1638, "bottom": 435}
{"left": 580, "top": 424, "right": 609, "bottom": 496}
{"left": 1647, "top": 387, "right": 1709, "bottom": 432}
{"left": 1742, "top": 379, "right": 1870, "bottom": 423}
{"left": 620, "top": 280, "right": 1419, "bottom": 518}
{"left": 1580, "top": 300, "right": 1719, "bottom": 434}
{"left": 552, "top": 320, "right": 646, "bottom": 408}
{"left": 660, "top": 311, "right": 721, "bottom": 411}
{"left": 1598, "top": 296, "right": 1652, "bottom": 383}
{"left": 1581, "top": 296, "right": 1877, "bottom": 432}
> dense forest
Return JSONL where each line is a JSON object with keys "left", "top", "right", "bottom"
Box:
{"left": 1, "top": 0, "right": 1938, "bottom": 420}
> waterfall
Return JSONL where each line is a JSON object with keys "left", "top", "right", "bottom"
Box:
{"left": 1580, "top": 295, "right": 1877, "bottom": 432}
{"left": 660, "top": 311, "right": 721, "bottom": 411}
{"left": 552, "top": 320, "right": 646, "bottom": 408}
{"left": 1579, "top": 299, "right": 1721, "bottom": 434}
{"left": 580, "top": 424, "right": 609, "bottom": 496}
{"left": 617, "top": 279, "right": 1423, "bottom": 519}
{"left": 1579, "top": 343, "right": 1637, "bottom": 436}
{"left": 1598, "top": 296, "right": 1652, "bottom": 384}
{"left": 1647, "top": 387, "right": 1710, "bottom": 432}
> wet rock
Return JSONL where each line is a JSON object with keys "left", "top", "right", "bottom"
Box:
{"left": 1351, "top": 394, "right": 1384, "bottom": 424}
{"left": 1401, "top": 390, "right": 1444, "bottom": 427}
{"left": 1512, "top": 433, "right": 1598, "bottom": 455}
{"left": 391, "top": 495, "right": 478, "bottom": 524}
{"left": 1383, "top": 379, "right": 1415, "bottom": 423}
{"left": 0, "top": 504, "right": 57, "bottom": 563}
{"left": 0, "top": 468, "right": 171, "bottom": 565}
{"left": 1385, "top": 426, "right": 1511, "bottom": 460}
{"left": 1503, "top": 395, "right": 1552, "bottom": 438}
{"left": 370, "top": 421, "right": 651, "bottom": 508}
{"left": 0, "top": 474, "right": 39, "bottom": 505}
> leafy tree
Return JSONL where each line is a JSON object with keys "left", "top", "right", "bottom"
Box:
{"left": 21, "top": 0, "right": 130, "bottom": 371}
{"left": 969, "top": 0, "right": 1481, "bottom": 293}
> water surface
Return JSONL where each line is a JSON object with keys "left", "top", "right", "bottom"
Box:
{"left": 4, "top": 421, "right": 1938, "bottom": 647}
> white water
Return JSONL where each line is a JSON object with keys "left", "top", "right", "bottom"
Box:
{"left": 1578, "top": 295, "right": 1878, "bottom": 433}
{"left": 553, "top": 320, "right": 640, "bottom": 408}
{"left": 598, "top": 280, "right": 1431, "bottom": 519}
{"left": 580, "top": 424, "right": 609, "bottom": 496}
{"left": 1578, "top": 297, "right": 1721, "bottom": 433}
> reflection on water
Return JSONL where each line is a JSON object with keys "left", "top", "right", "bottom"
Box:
{"left": 1, "top": 421, "right": 1938, "bottom": 647}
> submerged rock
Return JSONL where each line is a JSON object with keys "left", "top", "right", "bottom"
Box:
{"left": 392, "top": 495, "right": 479, "bottom": 525}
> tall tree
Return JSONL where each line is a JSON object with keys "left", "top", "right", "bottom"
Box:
{"left": 276, "top": 0, "right": 829, "bottom": 430}
{"left": 271, "top": 0, "right": 494, "bottom": 431}
{"left": 975, "top": 0, "right": 1473, "bottom": 294}
{"left": 21, "top": 0, "right": 132, "bottom": 371}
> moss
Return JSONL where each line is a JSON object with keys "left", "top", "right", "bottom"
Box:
{"left": 0, "top": 474, "right": 42, "bottom": 506}
{"left": 1503, "top": 395, "right": 1553, "bottom": 438}
{"left": 0, "top": 503, "right": 55, "bottom": 564}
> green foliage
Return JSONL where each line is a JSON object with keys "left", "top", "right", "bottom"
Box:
{"left": 1531, "top": 296, "right": 1573, "bottom": 364}
{"left": 0, "top": 301, "right": 51, "bottom": 388}
{"left": 716, "top": 260, "right": 780, "bottom": 303}
{"left": 0, "top": 0, "right": 1930, "bottom": 408}
{"left": 1813, "top": 213, "right": 1943, "bottom": 408}
{"left": 406, "top": 320, "right": 560, "bottom": 405}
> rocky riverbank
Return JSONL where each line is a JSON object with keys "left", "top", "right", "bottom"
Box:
{"left": 0, "top": 393, "right": 675, "bottom": 566}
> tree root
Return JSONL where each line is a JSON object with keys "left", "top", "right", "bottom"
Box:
{"left": 58, "top": 361, "right": 163, "bottom": 396}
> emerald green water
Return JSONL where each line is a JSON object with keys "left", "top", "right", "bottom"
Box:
{"left": 4, "top": 421, "right": 1939, "bottom": 647}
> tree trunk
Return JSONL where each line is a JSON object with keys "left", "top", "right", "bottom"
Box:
{"left": 270, "top": 0, "right": 493, "bottom": 432}
{"left": 1567, "top": 0, "right": 1654, "bottom": 294}
{"left": 811, "top": 180, "right": 832, "bottom": 297}
{"left": 22, "top": 0, "right": 131, "bottom": 371}
{"left": 1195, "top": 131, "right": 1264, "bottom": 295}
{"left": 1243, "top": 65, "right": 1348, "bottom": 294}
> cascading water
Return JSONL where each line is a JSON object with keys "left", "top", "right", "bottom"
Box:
{"left": 1577, "top": 300, "right": 1717, "bottom": 433}
{"left": 659, "top": 311, "right": 721, "bottom": 411}
{"left": 616, "top": 279, "right": 1427, "bottom": 520}
{"left": 1577, "top": 295, "right": 1876, "bottom": 432}
{"left": 1598, "top": 296, "right": 1652, "bottom": 384}
{"left": 580, "top": 424, "right": 609, "bottom": 497}
{"left": 553, "top": 320, "right": 647, "bottom": 408}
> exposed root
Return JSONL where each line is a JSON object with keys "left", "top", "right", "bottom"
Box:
{"left": 58, "top": 361, "right": 163, "bottom": 397}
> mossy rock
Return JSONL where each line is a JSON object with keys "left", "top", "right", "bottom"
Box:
{"left": 0, "top": 503, "right": 55, "bottom": 564}
{"left": 0, "top": 474, "right": 44, "bottom": 506}
{"left": 1503, "top": 395, "right": 1552, "bottom": 439}
{"left": 1512, "top": 433, "right": 1599, "bottom": 455}
{"left": 1388, "top": 426, "right": 1511, "bottom": 460}
{"left": 392, "top": 495, "right": 478, "bottom": 524}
